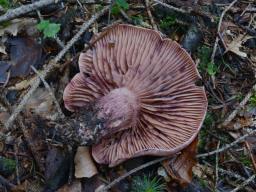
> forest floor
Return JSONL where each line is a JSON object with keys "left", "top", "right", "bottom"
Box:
{"left": 0, "top": 0, "right": 256, "bottom": 192}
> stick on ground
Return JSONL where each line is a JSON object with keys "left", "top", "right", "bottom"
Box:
{"left": 31, "top": 66, "right": 65, "bottom": 119}
{"left": 230, "top": 174, "right": 256, "bottom": 192}
{"left": 0, "top": 0, "right": 59, "bottom": 23}
{"left": 197, "top": 128, "right": 256, "bottom": 158}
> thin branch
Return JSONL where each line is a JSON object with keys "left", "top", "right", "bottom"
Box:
{"left": 230, "top": 174, "right": 256, "bottom": 192}
{"left": 145, "top": 0, "right": 158, "bottom": 30}
{"left": 0, "top": 0, "right": 60, "bottom": 23}
{"left": 4, "top": 5, "right": 110, "bottom": 130}
{"left": 31, "top": 66, "right": 65, "bottom": 119}
{"left": 197, "top": 128, "right": 256, "bottom": 158}
{"left": 219, "top": 168, "right": 247, "bottom": 181}
{"left": 100, "top": 156, "right": 170, "bottom": 191}
{"left": 215, "top": 141, "right": 220, "bottom": 190}
{"left": 0, "top": 174, "right": 16, "bottom": 189}
{"left": 211, "top": 0, "right": 238, "bottom": 62}
{"left": 221, "top": 83, "right": 256, "bottom": 127}
{"left": 153, "top": 0, "right": 188, "bottom": 14}
{"left": 54, "top": 5, "right": 110, "bottom": 63}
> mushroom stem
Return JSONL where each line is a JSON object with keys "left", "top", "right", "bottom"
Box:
{"left": 56, "top": 87, "right": 139, "bottom": 146}
{"left": 96, "top": 87, "right": 139, "bottom": 135}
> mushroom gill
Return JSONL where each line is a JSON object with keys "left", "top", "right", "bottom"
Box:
{"left": 63, "top": 24, "right": 208, "bottom": 167}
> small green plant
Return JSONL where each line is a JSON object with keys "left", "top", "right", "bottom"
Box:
{"left": 206, "top": 61, "right": 218, "bottom": 76}
{"left": 197, "top": 45, "right": 218, "bottom": 76}
{"left": 203, "top": 112, "right": 214, "bottom": 128}
{"left": 249, "top": 92, "right": 256, "bottom": 107}
{"left": 0, "top": 0, "right": 10, "bottom": 10}
{"left": 236, "top": 92, "right": 243, "bottom": 102}
{"left": 36, "top": 20, "right": 61, "bottom": 38}
{"left": 131, "top": 175, "right": 166, "bottom": 192}
{"left": 239, "top": 154, "right": 251, "bottom": 167}
{"left": 111, "top": 0, "right": 129, "bottom": 15}
{"left": 159, "top": 15, "right": 176, "bottom": 30}
{"left": 198, "top": 178, "right": 208, "bottom": 188}
{"left": 131, "top": 15, "right": 144, "bottom": 25}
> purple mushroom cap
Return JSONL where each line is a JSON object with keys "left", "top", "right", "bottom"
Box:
{"left": 63, "top": 24, "right": 208, "bottom": 167}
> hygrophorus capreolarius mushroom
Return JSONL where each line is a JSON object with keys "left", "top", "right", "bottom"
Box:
{"left": 63, "top": 24, "right": 208, "bottom": 167}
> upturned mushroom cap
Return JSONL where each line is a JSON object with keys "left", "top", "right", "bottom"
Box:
{"left": 63, "top": 24, "right": 207, "bottom": 167}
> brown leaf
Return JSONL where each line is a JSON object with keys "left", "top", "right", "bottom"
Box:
{"left": 8, "top": 37, "right": 43, "bottom": 77}
{"left": 24, "top": 88, "right": 56, "bottom": 120}
{"left": 74, "top": 146, "right": 98, "bottom": 178}
{"left": 225, "top": 34, "right": 251, "bottom": 58}
{"left": 162, "top": 137, "right": 198, "bottom": 186}
{"left": 0, "top": 18, "right": 37, "bottom": 36}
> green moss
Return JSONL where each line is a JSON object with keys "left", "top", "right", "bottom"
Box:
{"left": 249, "top": 92, "right": 256, "bottom": 107}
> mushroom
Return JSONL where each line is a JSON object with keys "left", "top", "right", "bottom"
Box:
{"left": 63, "top": 24, "right": 207, "bottom": 167}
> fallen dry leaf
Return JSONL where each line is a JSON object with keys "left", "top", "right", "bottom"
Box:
{"left": 8, "top": 37, "right": 43, "bottom": 77}
{"left": 74, "top": 146, "right": 98, "bottom": 178}
{"left": 225, "top": 34, "right": 252, "bottom": 58}
{"left": 162, "top": 137, "right": 198, "bottom": 186}
{"left": 24, "top": 88, "right": 56, "bottom": 120}
{"left": 0, "top": 18, "right": 37, "bottom": 36}
{"left": 193, "top": 163, "right": 214, "bottom": 179}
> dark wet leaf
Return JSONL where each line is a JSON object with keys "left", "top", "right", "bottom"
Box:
{"left": 243, "top": 37, "right": 256, "bottom": 49}
{"left": 23, "top": 115, "right": 48, "bottom": 172}
{"left": 44, "top": 147, "right": 72, "bottom": 191}
{"left": 0, "top": 61, "right": 10, "bottom": 83}
{"left": 8, "top": 37, "right": 43, "bottom": 77}
{"left": 181, "top": 25, "right": 203, "bottom": 54}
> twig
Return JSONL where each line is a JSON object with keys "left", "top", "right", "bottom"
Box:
{"left": 14, "top": 145, "right": 20, "bottom": 185}
{"left": 0, "top": 174, "right": 16, "bottom": 189}
{"left": 221, "top": 83, "right": 256, "bottom": 127}
{"left": 54, "top": 5, "right": 110, "bottom": 62}
{"left": 153, "top": 0, "right": 188, "bottom": 14}
{"left": 4, "top": 5, "right": 110, "bottom": 130}
{"left": 230, "top": 174, "right": 256, "bottom": 192}
{"left": 99, "top": 156, "right": 170, "bottom": 191}
{"left": 31, "top": 66, "right": 65, "bottom": 119}
{"left": 120, "top": 8, "right": 133, "bottom": 23}
{"left": 145, "top": 0, "right": 158, "bottom": 30}
{"left": 215, "top": 141, "right": 220, "bottom": 190}
{"left": 0, "top": 0, "right": 60, "bottom": 23}
{"left": 219, "top": 168, "right": 247, "bottom": 181}
{"left": 197, "top": 128, "right": 256, "bottom": 158}
{"left": 211, "top": 0, "right": 238, "bottom": 62}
